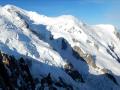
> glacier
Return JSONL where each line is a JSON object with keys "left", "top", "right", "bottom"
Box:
{"left": 0, "top": 4, "right": 120, "bottom": 90}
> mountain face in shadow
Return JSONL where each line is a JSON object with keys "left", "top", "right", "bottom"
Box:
{"left": 0, "top": 50, "right": 120, "bottom": 90}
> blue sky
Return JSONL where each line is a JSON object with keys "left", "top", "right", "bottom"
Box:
{"left": 0, "top": 0, "right": 120, "bottom": 29}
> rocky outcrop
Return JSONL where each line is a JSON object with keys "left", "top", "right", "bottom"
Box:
{"left": 0, "top": 51, "right": 35, "bottom": 90}
{"left": 114, "top": 31, "right": 120, "bottom": 40}
{"left": 61, "top": 38, "right": 68, "bottom": 50}
{"left": 105, "top": 73, "right": 118, "bottom": 85}
{"left": 107, "top": 44, "right": 120, "bottom": 63}
{"left": 73, "top": 46, "right": 109, "bottom": 73}
{"left": 64, "top": 62, "right": 84, "bottom": 83}
{"left": 73, "top": 46, "right": 97, "bottom": 68}
{"left": 0, "top": 51, "right": 75, "bottom": 90}
{"left": 72, "top": 46, "right": 119, "bottom": 85}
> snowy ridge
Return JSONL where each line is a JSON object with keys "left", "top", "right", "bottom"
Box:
{"left": 0, "top": 4, "right": 120, "bottom": 90}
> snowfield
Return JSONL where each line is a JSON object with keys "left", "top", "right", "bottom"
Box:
{"left": 0, "top": 4, "right": 120, "bottom": 90}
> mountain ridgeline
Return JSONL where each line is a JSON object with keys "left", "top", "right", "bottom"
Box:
{"left": 0, "top": 4, "right": 120, "bottom": 90}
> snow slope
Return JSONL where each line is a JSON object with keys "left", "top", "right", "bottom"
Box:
{"left": 0, "top": 4, "right": 120, "bottom": 90}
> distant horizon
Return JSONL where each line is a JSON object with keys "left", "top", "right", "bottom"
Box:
{"left": 0, "top": 0, "right": 120, "bottom": 29}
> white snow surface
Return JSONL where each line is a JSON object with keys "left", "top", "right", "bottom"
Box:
{"left": 0, "top": 4, "right": 120, "bottom": 89}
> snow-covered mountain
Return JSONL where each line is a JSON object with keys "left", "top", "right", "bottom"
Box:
{"left": 0, "top": 4, "right": 120, "bottom": 90}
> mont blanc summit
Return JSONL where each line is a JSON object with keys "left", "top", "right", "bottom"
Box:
{"left": 0, "top": 5, "right": 120, "bottom": 90}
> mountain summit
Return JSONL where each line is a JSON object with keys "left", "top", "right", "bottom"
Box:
{"left": 0, "top": 4, "right": 120, "bottom": 90}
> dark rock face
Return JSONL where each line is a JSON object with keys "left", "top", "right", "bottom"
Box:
{"left": 72, "top": 48, "right": 85, "bottom": 62}
{"left": 64, "top": 63, "right": 84, "bottom": 83}
{"left": 0, "top": 52, "right": 35, "bottom": 90}
{"left": 106, "top": 45, "right": 120, "bottom": 63}
{"left": 105, "top": 73, "right": 118, "bottom": 85}
{"left": 114, "top": 31, "right": 120, "bottom": 40}
{"left": 0, "top": 51, "right": 73, "bottom": 90}
{"left": 61, "top": 38, "right": 68, "bottom": 50}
